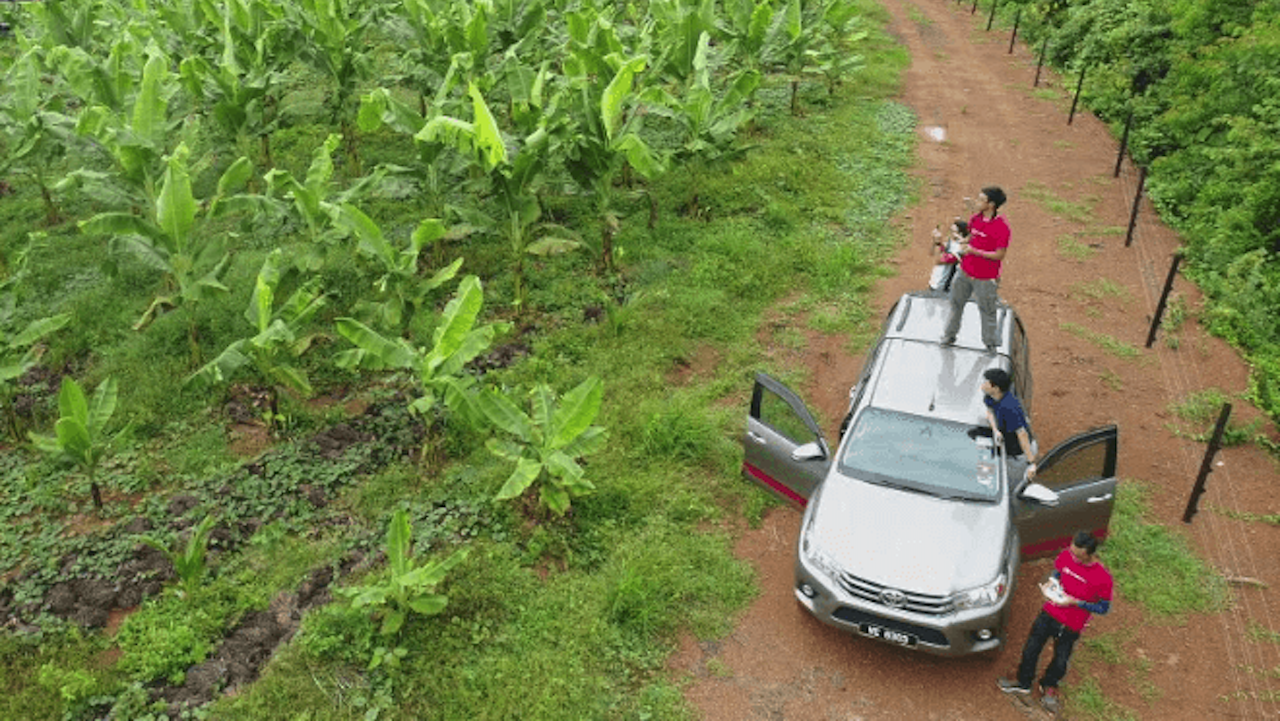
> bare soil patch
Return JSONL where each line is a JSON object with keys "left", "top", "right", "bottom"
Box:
{"left": 675, "top": 1, "right": 1280, "bottom": 719}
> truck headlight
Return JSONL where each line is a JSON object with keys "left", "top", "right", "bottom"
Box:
{"left": 801, "top": 523, "right": 841, "bottom": 580}
{"left": 953, "top": 573, "right": 1008, "bottom": 610}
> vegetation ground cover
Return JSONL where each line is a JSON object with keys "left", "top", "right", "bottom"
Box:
{"left": 0, "top": 0, "right": 912, "bottom": 718}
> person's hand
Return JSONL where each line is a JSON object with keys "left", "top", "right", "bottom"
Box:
{"left": 1026, "top": 462, "right": 1037, "bottom": 480}
{"left": 932, "top": 226, "right": 943, "bottom": 242}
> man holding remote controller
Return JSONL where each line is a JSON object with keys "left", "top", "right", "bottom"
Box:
{"left": 997, "top": 531, "right": 1114, "bottom": 714}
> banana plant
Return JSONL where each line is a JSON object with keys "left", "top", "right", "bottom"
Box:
{"left": 0, "top": 48, "right": 79, "bottom": 225}
{"left": 64, "top": 47, "right": 194, "bottom": 216}
{"left": 0, "top": 312, "right": 72, "bottom": 441}
{"left": 264, "top": 133, "right": 386, "bottom": 272}
{"left": 763, "top": 0, "right": 819, "bottom": 115}
{"left": 177, "top": 0, "right": 294, "bottom": 170}
{"left": 335, "top": 204, "right": 464, "bottom": 337}
{"left": 139, "top": 514, "right": 218, "bottom": 597}
{"left": 477, "top": 376, "right": 608, "bottom": 516}
{"left": 562, "top": 49, "right": 667, "bottom": 271}
{"left": 358, "top": 88, "right": 485, "bottom": 266}
{"left": 417, "top": 83, "right": 579, "bottom": 312}
{"left": 187, "top": 249, "right": 327, "bottom": 427}
{"left": 647, "top": 0, "right": 718, "bottom": 83}
{"left": 804, "top": 1, "right": 867, "bottom": 96}
{"left": 645, "top": 32, "right": 761, "bottom": 216}
{"left": 285, "top": 0, "right": 378, "bottom": 175}
{"left": 717, "top": 0, "right": 777, "bottom": 70}
{"left": 79, "top": 143, "right": 263, "bottom": 365}
{"left": 335, "top": 275, "right": 509, "bottom": 453}
{"left": 337, "top": 507, "right": 468, "bottom": 639}
{"left": 29, "top": 377, "right": 128, "bottom": 510}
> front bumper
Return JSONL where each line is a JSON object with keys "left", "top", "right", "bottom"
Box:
{"left": 794, "top": 552, "right": 1013, "bottom": 656}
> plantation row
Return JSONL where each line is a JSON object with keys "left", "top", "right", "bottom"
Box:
{"left": 990, "top": 0, "right": 1280, "bottom": 431}
{"left": 0, "top": 0, "right": 868, "bottom": 515}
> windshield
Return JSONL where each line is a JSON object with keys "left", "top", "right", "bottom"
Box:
{"left": 838, "top": 407, "right": 1000, "bottom": 501}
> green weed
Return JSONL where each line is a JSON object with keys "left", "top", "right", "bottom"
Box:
{"left": 1023, "top": 180, "right": 1097, "bottom": 223}
{"left": 1208, "top": 504, "right": 1280, "bottom": 526}
{"left": 1061, "top": 322, "right": 1144, "bottom": 360}
{"left": 1105, "top": 480, "right": 1228, "bottom": 617}
{"left": 1100, "top": 370, "right": 1123, "bottom": 390}
{"left": 1247, "top": 621, "right": 1280, "bottom": 645}
{"left": 1067, "top": 676, "right": 1138, "bottom": 720}
{"left": 1071, "top": 278, "right": 1131, "bottom": 303}
{"left": 1166, "top": 388, "right": 1262, "bottom": 446}
{"left": 1058, "top": 234, "right": 1096, "bottom": 262}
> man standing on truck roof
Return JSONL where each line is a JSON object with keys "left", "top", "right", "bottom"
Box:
{"left": 997, "top": 531, "right": 1114, "bottom": 715}
{"left": 941, "top": 186, "right": 1009, "bottom": 353}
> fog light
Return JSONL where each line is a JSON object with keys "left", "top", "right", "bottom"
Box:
{"left": 800, "top": 583, "right": 817, "bottom": 599}
{"left": 976, "top": 629, "right": 993, "bottom": 641}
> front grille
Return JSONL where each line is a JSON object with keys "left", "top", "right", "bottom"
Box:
{"left": 835, "top": 572, "right": 955, "bottom": 616}
{"left": 833, "top": 606, "right": 950, "bottom": 647}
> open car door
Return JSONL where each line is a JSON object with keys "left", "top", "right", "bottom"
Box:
{"left": 1014, "top": 425, "right": 1119, "bottom": 558}
{"left": 741, "top": 373, "right": 831, "bottom": 506}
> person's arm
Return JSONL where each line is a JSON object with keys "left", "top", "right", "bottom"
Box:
{"left": 1076, "top": 598, "right": 1111, "bottom": 614}
{"left": 1017, "top": 427, "right": 1036, "bottom": 478}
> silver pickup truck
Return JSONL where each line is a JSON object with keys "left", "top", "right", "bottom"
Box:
{"left": 743, "top": 292, "right": 1119, "bottom": 655}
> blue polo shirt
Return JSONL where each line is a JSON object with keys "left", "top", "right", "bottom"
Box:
{"left": 984, "top": 392, "right": 1028, "bottom": 457}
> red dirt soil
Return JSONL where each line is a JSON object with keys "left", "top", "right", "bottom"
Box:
{"left": 672, "top": 1, "right": 1280, "bottom": 719}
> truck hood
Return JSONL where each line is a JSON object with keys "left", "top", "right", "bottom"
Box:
{"left": 809, "top": 475, "right": 1009, "bottom": 596}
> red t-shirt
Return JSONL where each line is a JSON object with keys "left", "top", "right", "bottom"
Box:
{"left": 959, "top": 212, "right": 1010, "bottom": 280}
{"left": 1045, "top": 548, "right": 1113, "bottom": 632}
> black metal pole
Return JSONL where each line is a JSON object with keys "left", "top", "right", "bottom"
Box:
{"left": 1183, "top": 403, "right": 1233, "bottom": 523}
{"left": 1145, "top": 254, "right": 1183, "bottom": 348}
{"left": 986, "top": 0, "right": 998, "bottom": 30}
{"left": 1114, "top": 109, "right": 1134, "bottom": 178}
{"left": 1034, "top": 37, "right": 1048, "bottom": 87}
{"left": 1125, "top": 166, "right": 1147, "bottom": 247}
{"left": 1008, "top": 8, "right": 1022, "bottom": 53}
{"left": 1068, "top": 64, "right": 1087, "bottom": 125}
{"left": 972, "top": 0, "right": 979, "bottom": 14}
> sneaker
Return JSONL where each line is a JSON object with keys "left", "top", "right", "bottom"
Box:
{"left": 997, "top": 678, "right": 1030, "bottom": 695}
{"left": 1040, "top": 686, "right": 1061, "bottom": 713}
{"left": 941, "top": 336, "right": 957, "bottom": 347}
{"left": 985, "top": 345, "right": 997, "bottom": 354}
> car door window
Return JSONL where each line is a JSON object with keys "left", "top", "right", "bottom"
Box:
{"left": 755, "top": 385, "right": 820, "bottom": 444}
{"left": 1035, "top": 430, "right": 1115, "bottom": 493}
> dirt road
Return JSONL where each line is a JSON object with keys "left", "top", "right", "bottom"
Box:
{"left": 672, "top": 1, "right": 1280, "bottom": 718}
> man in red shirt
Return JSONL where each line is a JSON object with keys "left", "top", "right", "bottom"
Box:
{"left": 998, "top": 531, "right": 1114, "bottom": 714}
{"left": 941, "top": 186, "right": 1010, "bottom": 353}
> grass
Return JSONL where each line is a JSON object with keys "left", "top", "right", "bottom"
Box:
{"left": 1061, "top": 322, "right": 1144, "bottom": 360}
{"left": 1208, "top": 504, "right": 1280, "bottom": 526}
{"left": 1022, "top": 180, "right": 1098, "bottom": 224}
{"left": 1100, "top": 369, "right": 1123, "bottom": 390}
{"left": 1166, "top": 388, "right": 1264, "bottom": 446}
{"left": 1068, "top": 676, "right": 1139, "bottom": 721}
{"left": 1071, "top": 278, "right": 1132, "bottom": 304}
{"left": 1105, "top": 480, "right": 1228, "bottom": 617}
{"left": 1057, "top": 233, "right": 1096, "bottom": 262}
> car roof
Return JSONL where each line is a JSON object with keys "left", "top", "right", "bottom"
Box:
{"left": 865, "top": 340, "right": 1004, "bottom": 424}
{"left": 861, "top": 293, "right": 1017, "bottom": 426}
{"left": 882, "top": 291, "right": 1013, "bottom": 352}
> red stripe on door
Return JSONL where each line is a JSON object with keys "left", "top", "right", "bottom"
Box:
{"left": 743, "top": 462, "right": 808, "bottom": 507}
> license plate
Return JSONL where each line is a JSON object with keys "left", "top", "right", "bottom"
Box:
{"left": 859, "top": 623, "right": 917, "bottom": 647}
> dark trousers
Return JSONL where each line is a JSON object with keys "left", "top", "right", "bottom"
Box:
{"left": 1016, "top": 610, "right": 1081, "bottom": 690}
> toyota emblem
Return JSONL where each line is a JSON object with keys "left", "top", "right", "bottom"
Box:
{"left": 879, "top": 588, "right": 907, "bottom": 608}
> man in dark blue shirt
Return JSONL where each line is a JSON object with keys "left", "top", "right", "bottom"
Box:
{"left": 981, "top": 368, "right": 1037, "bottom": 483}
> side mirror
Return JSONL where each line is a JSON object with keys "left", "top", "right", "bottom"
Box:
{"left": 791, "top": 441, "right": 827, "bottom": 462}
{"left": 1019, "top": 483, "right": 1060, "bottom": 507}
